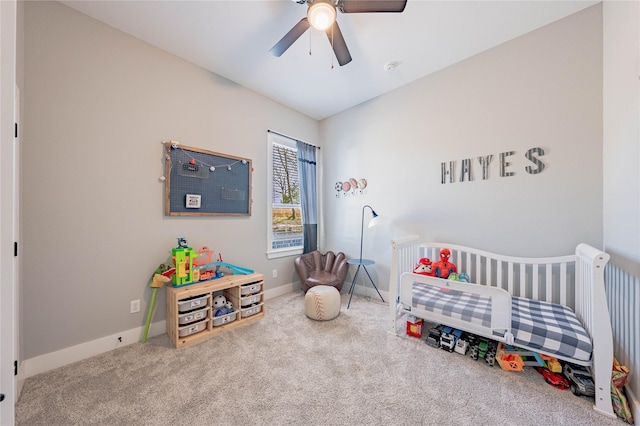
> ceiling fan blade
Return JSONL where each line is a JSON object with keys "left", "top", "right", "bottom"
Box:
{"left": 325, "top": 21, "right": 352, "bottom": 66}
{"left": 338, "top": 0, "right": 407, "bottom": 13}
{"left": 269, "top": 17, "right": 311, "bottom": 57}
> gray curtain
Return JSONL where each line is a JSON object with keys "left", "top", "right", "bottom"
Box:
{"left": 297, "top": 141, "right": 317, "bottom": 253}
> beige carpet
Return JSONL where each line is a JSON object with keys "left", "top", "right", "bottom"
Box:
{"left": 16, "top": 291, "right": 622, "bottom": 425}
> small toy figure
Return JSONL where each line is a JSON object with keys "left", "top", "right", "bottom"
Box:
{"left": 458, "top": 272, "right": 470, "bottom": 282}
{"left": 213, "top": 295, "right": 229, "bottom": 317}
{"left": 413, "top": 258, "right": 433, "bottom": 276}
{"left": 433, "top": 248, "right": 457, "bottom": 279}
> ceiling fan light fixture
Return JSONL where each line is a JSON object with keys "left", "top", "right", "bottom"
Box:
{"left": 307, "top": 1, "right": 336, "bottom": 31}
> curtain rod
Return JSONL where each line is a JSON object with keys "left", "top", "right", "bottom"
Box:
{"left": 268, "top": 129, "right": 320, "bottom": 149}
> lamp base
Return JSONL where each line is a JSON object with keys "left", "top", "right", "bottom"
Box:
{"left": 347, "top": 259, "right": 385, "bottom": 308}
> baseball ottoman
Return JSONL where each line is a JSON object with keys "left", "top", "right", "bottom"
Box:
{"left": 304, "top": 285, "right": 341, "bottom": 321}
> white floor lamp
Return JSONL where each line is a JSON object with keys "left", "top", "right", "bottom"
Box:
{"left": 347, "top": 204, "right": 385, "bottom": 308}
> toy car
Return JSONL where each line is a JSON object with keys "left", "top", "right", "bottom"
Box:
{"left": 440, "top": 332, "right": 456, "bottom": 352}
{"left": 563, "top": 363, "right": 595, "bottom": 397}
{"left": 425, "top": 325, "right": 443, "bottom": 348}
{"left": 454, "top": 337, "right": 469, "bottom": 355}
{"left": 535, "top": 367, "right": 570, "bottom": 390}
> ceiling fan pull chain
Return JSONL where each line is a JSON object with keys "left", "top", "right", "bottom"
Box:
{"left": 309, "top": 31, "right": 312, "bottom": 56}
{"left": 330, "top": 25, "right": 334, "bottom": 69}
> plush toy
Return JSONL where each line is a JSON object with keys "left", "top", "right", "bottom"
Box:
{"left": 458, "top": 272, "right": 470, "bottom": 282}
{"left": 213, "top": 294, "right": 229, "bottom": 317}
{"left": 433, "top": 248, "right": 457, "bottom": 279}
{"left": 413, "top": 258, "right": 434, "bottom": 276}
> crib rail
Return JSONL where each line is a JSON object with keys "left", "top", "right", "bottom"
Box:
{"left": 418, "top": 243, "right": 576, "bottom": 307}
{"left": 389, "top": 235, "right": 420, "bottom": 334}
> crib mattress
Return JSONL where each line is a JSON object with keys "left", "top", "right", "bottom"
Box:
{"left": 411, "top": 283, "right": 593, "bottom": 361}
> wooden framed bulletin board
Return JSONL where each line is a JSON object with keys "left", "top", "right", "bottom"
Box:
{"left": 164, "top": 142, "right": 252, "bottom": 216}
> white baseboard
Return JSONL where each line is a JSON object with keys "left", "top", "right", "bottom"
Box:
{"left": 21, "top": 320, "right": 166, "bottom": 380}
{"left": 21, "top": 284, "right": 295, "bottom": 380}
{"left": 264, "top": 282, "right": 293, "bottom": 300}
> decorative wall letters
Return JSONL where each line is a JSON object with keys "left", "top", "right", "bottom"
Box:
{"left": 441, "top": 147, "right": 546, "bottom": 184}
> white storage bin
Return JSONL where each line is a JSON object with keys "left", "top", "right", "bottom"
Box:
{"left": 240, "top": 281, "right": 263, "bottom": 296}
{"left": 212, "top": 310, "right": 237, "bottom": 327}
{"left": 178, "top": 319, "right": 208, "bottom": 337}
{"left": 240, "top": 292, "right": 263, "bottom": 307}
{"left": 241, "top": 303, "right": 263, "bottom": 318}
{"left": 178, "top": 306, "right": 210, "bottom": 325}
{"left": 178, "top": 294, "right": 208, "bottom": 313}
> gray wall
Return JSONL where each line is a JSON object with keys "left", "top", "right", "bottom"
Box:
{"left": 22, "top": 1, "right": 318, "bottom": 359}
{"left": 22, "top": 1, "right": 624, "bottom": 364}
{"left": 321, "top": 5, "right": 603, "bottom": 289}
{"left": 603, "top": 1, "right": 640, "bottom": 264}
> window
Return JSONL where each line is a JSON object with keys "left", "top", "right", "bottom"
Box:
{"left": 267, "top": 132, "right": 303, "bottom": 258}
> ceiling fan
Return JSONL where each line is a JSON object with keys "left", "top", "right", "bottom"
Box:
{"left": 269, "top": 0, "right": 408, "bottom": 66}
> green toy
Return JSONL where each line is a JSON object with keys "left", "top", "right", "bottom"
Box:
{"left": 172, "top": 238, "right": 197, "bottom": 286}
{"left": 142, "top": 263, "right": 173, "bottom": 343}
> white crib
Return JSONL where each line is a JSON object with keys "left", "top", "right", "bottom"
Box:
{"left": 389, "top": 235, "right": 616, "bottom": 419}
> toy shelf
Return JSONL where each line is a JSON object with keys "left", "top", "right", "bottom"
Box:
{"left": 166, "top": 272, "right": 264, "bottom": 348}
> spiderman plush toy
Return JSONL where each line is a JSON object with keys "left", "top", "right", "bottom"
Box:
{"left": 433, "top": 248, "right": 457, "bottom": 279}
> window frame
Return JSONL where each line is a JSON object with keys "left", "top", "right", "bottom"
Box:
{"left": 266, "top": 132, "right": 304, "bottom": 259}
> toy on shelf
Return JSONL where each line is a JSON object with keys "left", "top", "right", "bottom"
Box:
{"left": 413, "top": 258, "right": 433, "bottom": 276}
{"left": 172, "top": 238, "right": 197, "bottom": 286}
{"left": 432, "top": 248, "right": 457, "bottom": 279}
{"left": 194, "top": 246, "right": 214, "bottom": 267}
{"left": 169, "top": 239, "right": 255, "bottom": 287}
{"left": 212, "top": 294, "right": 235, "bottom": 317}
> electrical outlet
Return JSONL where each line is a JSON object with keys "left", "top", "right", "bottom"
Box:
{"left": 272, "top": 269, "right": 278, "bottom": 278}
{"left": 130, "top": 299, "right": 140, "bottom": 314}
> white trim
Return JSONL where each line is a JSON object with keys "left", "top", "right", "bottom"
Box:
{"left": 266, "top": 247, "right": 302, "bottom": 259}
{"left": 21, "top": 320, "right": 167, "bottom": 379}
{"left": 266, "top": 131, "right": 304, "bottom": 255}
{"left": 0, "top": 1, "right": 17, "bottom": 423}
{"left": 264, "top": 282, "right": 294, "bottom": 300}
{"left": 20, "top": 285, "right": 296, "bottom": 379}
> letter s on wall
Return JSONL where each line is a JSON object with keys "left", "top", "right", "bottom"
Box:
{"left": 525, "top": 147, "right": 546, "bottom": 174}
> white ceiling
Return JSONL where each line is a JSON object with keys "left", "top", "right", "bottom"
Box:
{"left": 60, "top": 0, "right": 597, "bottom": 120}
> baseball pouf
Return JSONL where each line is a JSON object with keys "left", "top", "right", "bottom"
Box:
{"left": 304, "top": 285, "right": 341, "bottom": 321}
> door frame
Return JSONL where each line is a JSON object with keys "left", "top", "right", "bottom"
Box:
{"left": 1, "top": 0, "right": 18, "bottom": 424}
